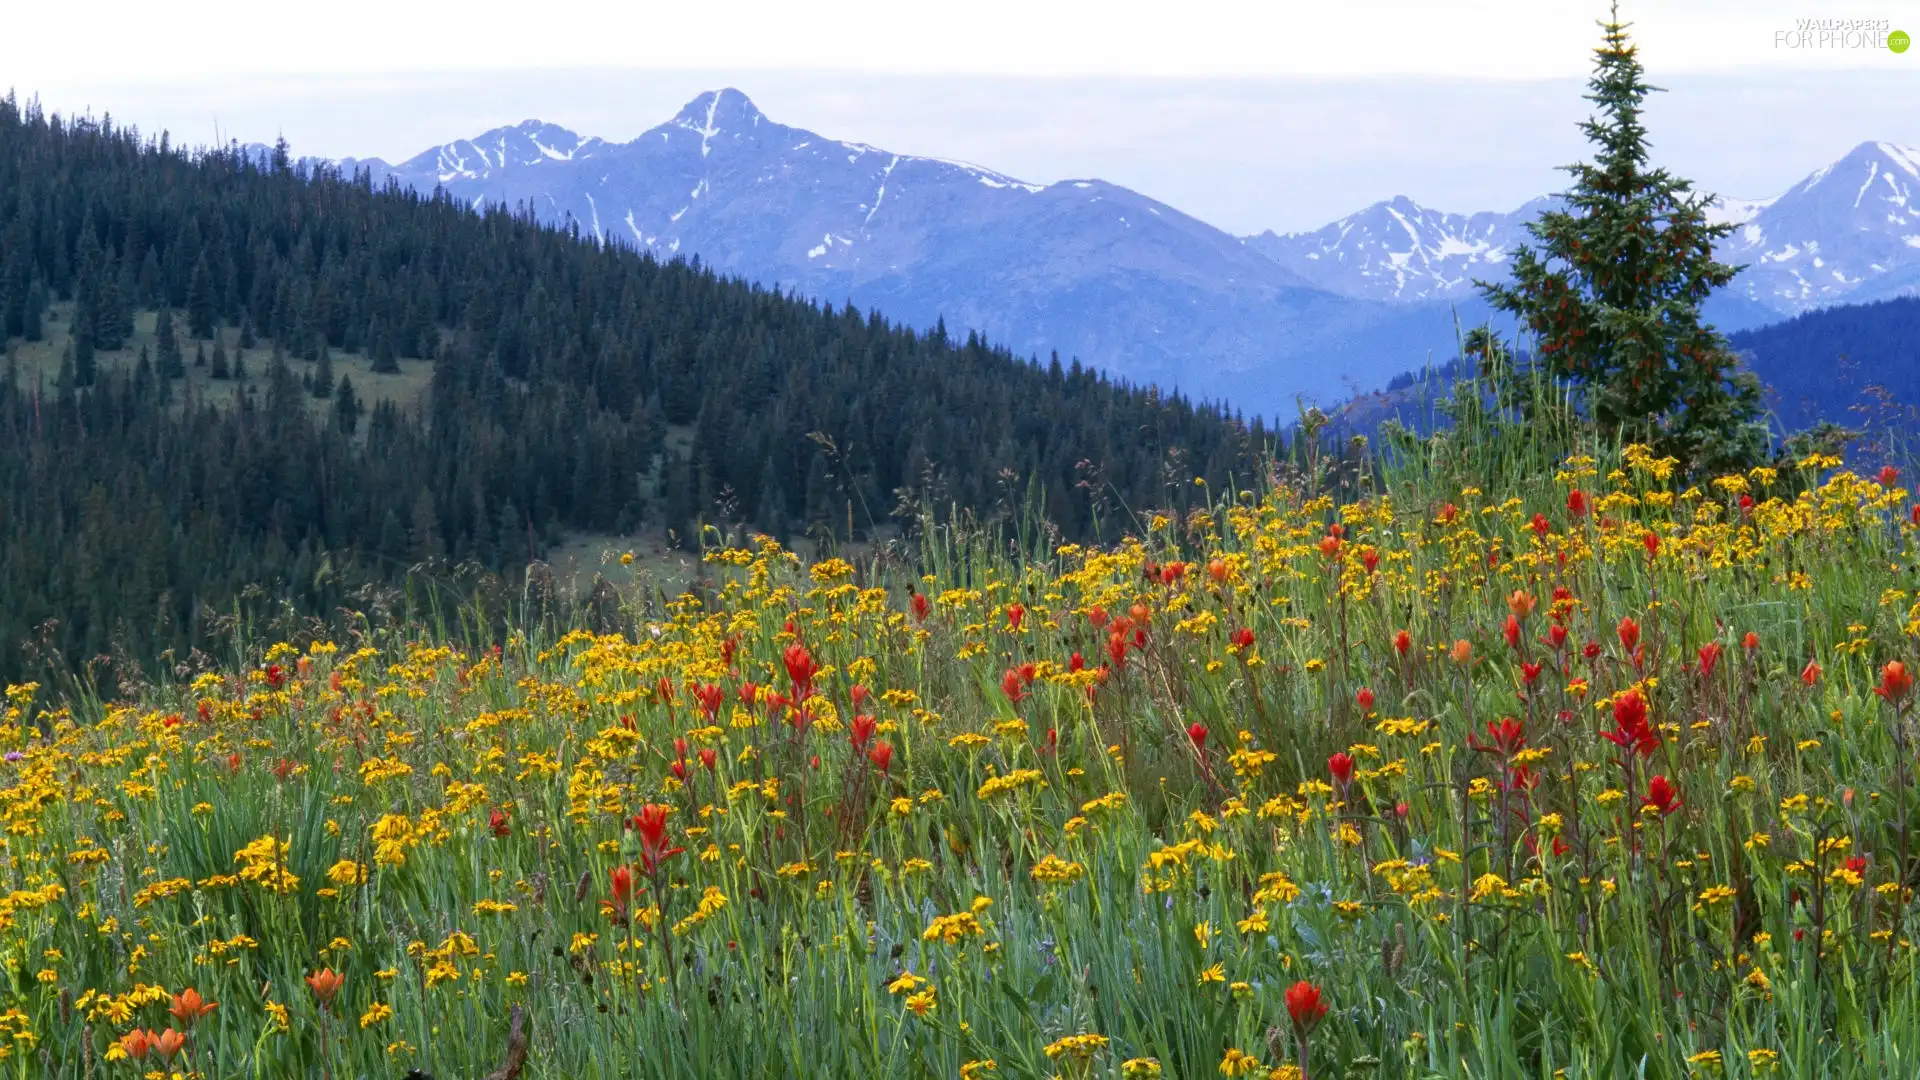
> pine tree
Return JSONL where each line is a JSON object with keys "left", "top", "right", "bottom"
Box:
{"left": 72, "top": 315, "right": 97, "bottom": 387}
{"left": 312, "top": 342, "right": 334, "bottom": 398}
{"left": 186, "top": 255, "right": 216, "bottom": 340}
{"left": 333, "top": 373, "right": 362, "bottom": 435}
{"left": 155, "top": 309, "right": 184, "bottom": 378}
{"left": 210, "top": 338, "right": 229, "bottom": 378}
{"left": 1475, "top": 4, "right": 1767, "bottom": 475}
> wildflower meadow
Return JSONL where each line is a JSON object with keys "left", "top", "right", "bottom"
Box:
{"left": 5, "top": 435, "right": 1920, "bottom": 1080}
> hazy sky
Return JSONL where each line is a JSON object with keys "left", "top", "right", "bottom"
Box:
{"left": 7, "top": 1, "right": 1917, "bottom": 232}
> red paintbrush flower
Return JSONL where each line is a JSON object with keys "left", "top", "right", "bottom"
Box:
{"left": 629, "top": 804, "right": 684, "bottom": 876}
{"left": 782, "top": 643, "right": 818, "bottom": 701}
{"left": 1601, "top": 689, "right": 1658, "bottom": 757}
{"left": 1327, "top": 752, "right": 1355, "bottom": 786}
{"left": 1642, "top": 775, "right": 1682, "bottom": 816}
{"left": 1697, "top": 642, "right": 1721, "bottom": 679}
{"left": 1285, "top": 980, "right": 1329, "bottom": 1033}
{"left": 1616, "top": 617, "right": 1640, "bottom": 653}
{"left": 1001, "top": 669, "right": 1027, "bottom": 704}
{"left": 1877, "top": 661, "right": 1915, "bottom": 702}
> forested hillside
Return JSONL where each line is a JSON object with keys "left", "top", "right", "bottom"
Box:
{"left": 1727, "top": 296, "right": 1920, "bottom": 433}
{"left": 0, "top": 95, "right": 1271, "bottom": 681}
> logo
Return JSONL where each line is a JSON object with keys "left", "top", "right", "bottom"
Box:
{"left": 1774, "top": 17, "right": 1904, "bottom": 50}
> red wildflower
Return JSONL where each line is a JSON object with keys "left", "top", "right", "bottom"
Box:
{"left": 1317, "top": 535, "right": 1343, "bottom": 560}
{"left": 1801, "top": 660, "right": 1822, "bottom": 686}
{"left": 1880, "top": 466, "right": 1901, "bottom": 488}
{"left": 1642, "top": 532, "right": 1661, "bottom": 557}
{"left": 1327, "top": 752, "right": 1355, "bottom": 786}
{"left": 1601, "top": 690, "right": 1658, "bottom": 757}
{"left": 911, "top": 592, "right": 930, "bottom": 623}
{"left": 1642, "top": 775, "right": 1682, "bottom": 816}
{"left": 306, "top": 968, "right": 345, "bottom": 1007}
{"left": 782, "top": 643, "right": 818, "bottom": 701}
{"left": 1616, "top": 617, "right": 1640, "bottom": 653}
{"left": 1007, "top": 603, "right": 1025, "bottom": 631}
{"left": 1001, "top": 669, "right": 1027, "bottom": 704}
{"left": 1087, "top": 605, "right": 1109, "bottom": 629}
{"left": 1545, "top": 623, "right": 1569, "bottom": 651}
{"left": 1503, "top": 614, "right": 1522, "bottom": 651}
{"left": 693, "top": 683, "right": 724, "bottom": 720}
{"left": 168, "top": 988, "right": 218, "bottom": 1027}
{"left": 151, "top": 1029, "right": 186, "bottom": 1060}
{"left": 1520, "top": 661, "right": 1544, "bottom": 685}
{"left": 1207, "top": 558, "right": 1228, "bottom": 583}
{"left": 1482, "top": 717, "right": 1526, "bottom": 757}
{"left": 1229, "top": 627, "right": 1255, "bottom": 650}
{"left": 1069, "top": 651, "right": 1086, "bottom": 672}
{"left": 1877, "top": 661, "right": 1915, "bottom": 702}
{"left": 1285, "top": 980, "right": 1329, "bottom": 1033}
{"left": 629, "top": 804, "right": 684, "bottom": 876}
{"left": 1360, "top": 547, "right": 1381, "bottom": 575}
{"left": 1187, "top": 722, "right": 1208, "bottom": 750}
{"left": 868, "top": 741, "right": 893, "bottom": 771}
{"left": 1697, "top": 642, "right": 1721, "bottom": 679}
{"left": 1354, "top": 687, "right": 1374, "bottom": 712}
{"left": 609, "top": 865, "right": 634, "bottom": 913}
{"left": 488, "top": 809, "right": 510, "bottom": 838}
{"left": 849, "top": 713, "right": 877, "bottom": 750}
{"left": 1845, "top": 855, "right": 1868, "bottom": 876}
{"left": 1394, "top": 629, "right": 1412, "bottom": 656}
{"left": 1530, "top": 512, "right": 1550, "bottom": 537}
{"left": 699, "top": 747, "right": 717, "bottom": 771}
{"left": 1566, "top": 489, "right": 1587, "bottom": 518}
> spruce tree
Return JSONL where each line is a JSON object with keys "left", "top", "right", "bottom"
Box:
{"left": 333, "top": 373, "right": 362, "bottom": 435}
{"left": 1476, "top": 4, "right": 1767, "bottom": 475}
{"left": 312, "top": 342, "right": 334, "bottom": 398}
{"left": 155, "top": 309, "right": 184, "bottom": 378}
{"left": 186, "top": 255, "right": 216, "bottom": 339}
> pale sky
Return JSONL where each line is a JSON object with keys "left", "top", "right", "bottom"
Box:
{"left": 7, "top": 1, "right": 1918, "bottom": 232}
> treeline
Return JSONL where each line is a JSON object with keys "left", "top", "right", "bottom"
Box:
{"left": 1727, "top": 297, "right": 1920, "bottom": 434}
{"left": 0, "top": 94, "right": 1273, "bottom": 682}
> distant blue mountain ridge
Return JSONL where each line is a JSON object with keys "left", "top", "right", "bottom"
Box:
{"left": 284, "top": 89, "right": 1919, "bottom": 419}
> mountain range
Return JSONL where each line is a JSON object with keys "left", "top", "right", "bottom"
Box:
{"left": 325, "top": 90, "right": 1920, "bottom": 414}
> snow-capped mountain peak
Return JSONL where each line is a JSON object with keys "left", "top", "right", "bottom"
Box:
{"left": 1718, "top": 140, "right": 1920, "bottom": 312}
{"left": 386, "top": 119, "right": 607, "bottom": 183}
{"left": 1241, "top": 195, "right": 1542, "bottom": 302}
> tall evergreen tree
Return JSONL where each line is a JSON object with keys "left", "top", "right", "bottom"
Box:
{"left": 333, "top": 373, "right": 362, "bottom": 435}
{"left": 1476, "top": 4, "right": 1767, "bottom": 474}
{"left": 156, "top": 310, "right": 186, "bottom": 379}
{"left": 312, "top": 342, "right": 334, "bottom": 398}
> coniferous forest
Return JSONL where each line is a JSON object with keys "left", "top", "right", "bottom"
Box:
{"left": 0, "top": 95, "right": 1274, "bottom": 683}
